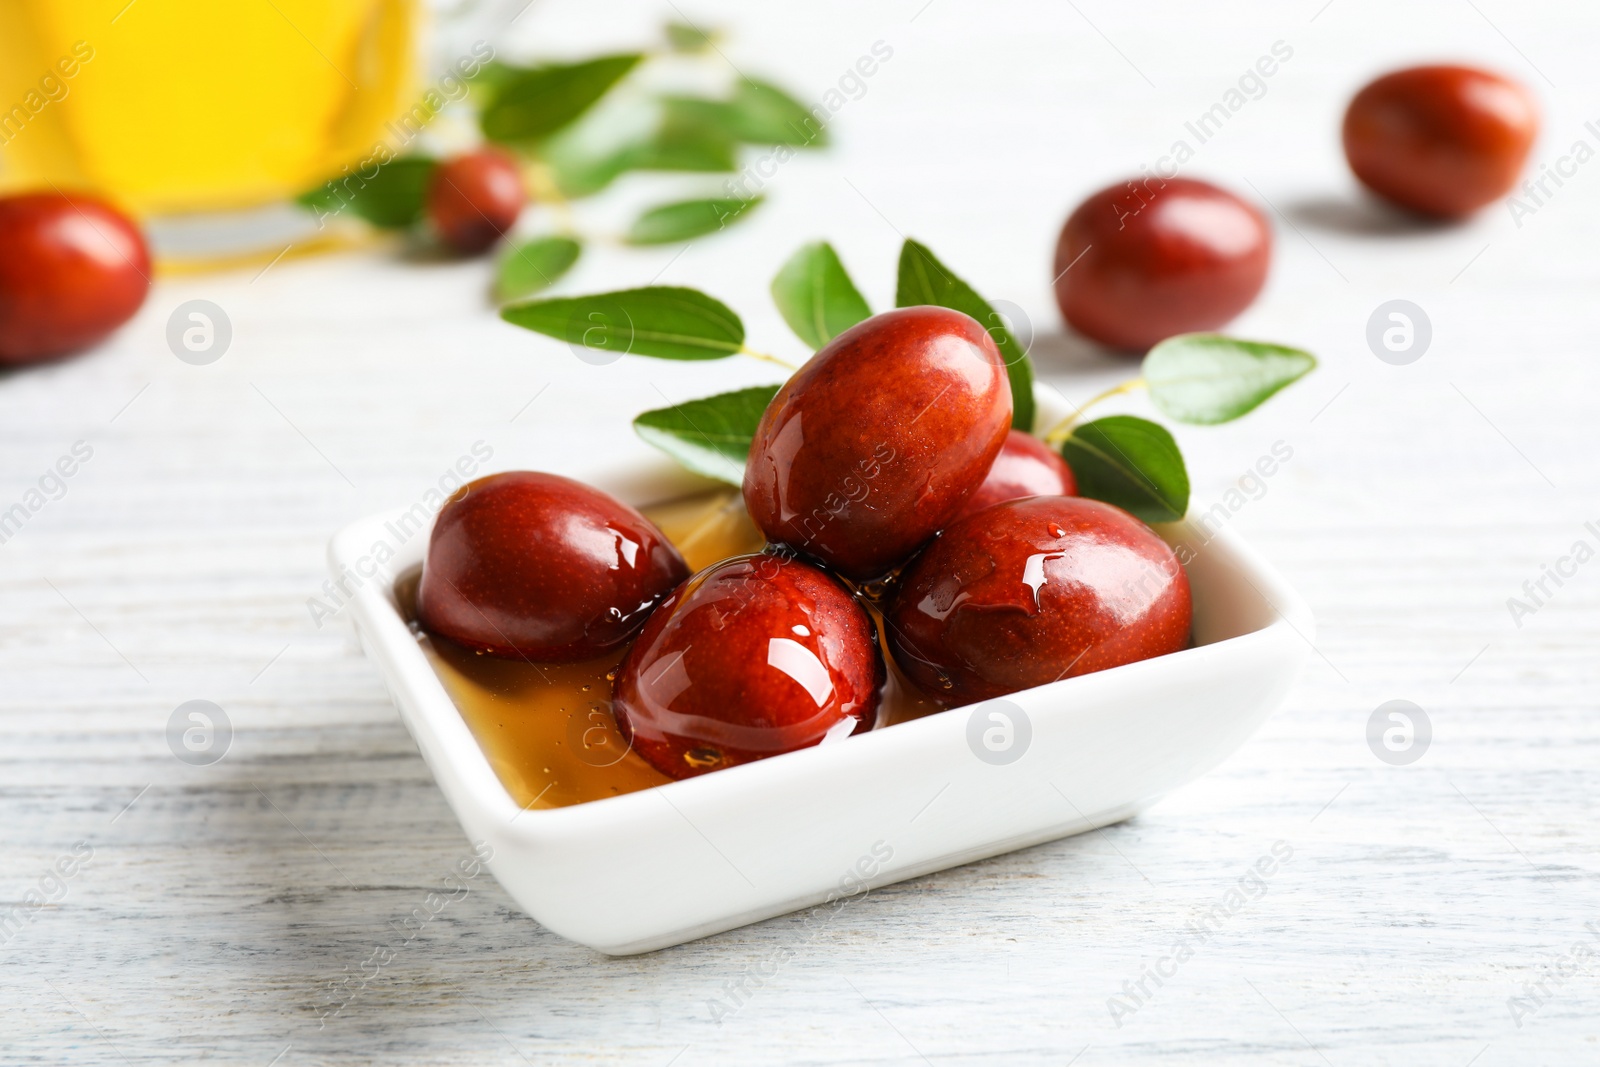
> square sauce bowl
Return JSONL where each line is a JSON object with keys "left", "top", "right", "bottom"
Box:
{"left": 329, "top": 396, "right": 1312, "bottom": 955}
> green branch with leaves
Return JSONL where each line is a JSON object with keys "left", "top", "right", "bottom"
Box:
{"left": 294, "top": 21, "right": 825, "bottom": 300}
{"left": 499, "top": 237, "right": 1317, "bottom": 525}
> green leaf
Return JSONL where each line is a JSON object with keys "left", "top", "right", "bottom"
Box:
{"left": 770, "top": 242, "right": 871, "bottom": 350}
{"left": 1143, "top": 334, "right": 1317, "bottom": 425}
{"left": 541, "top": 140, "right": 638, "bottom": 197}
{"left": 466, "top": 60, "right": 522, "bottom": 102}
{"left": 662, "top": 80, "right": 824, "bottom": 147}
{"left": 296, "top": 156, "right": 437, "bottom": 229}
{"left": 495, "top": 236, "right": 582, "bottom": 303}
{"left": 626, "top": 198, "right": 763, "bottom": 245}
{"left": 629, "top": 109, "right": 738, "bottom": 172}
{"left": 480, "top": 54, "right": 642, "bottom": 143}
{"left": 634, "top": 385, "right": 781, "bottom": 484}
{"left": 1061, "top": 416, "right": 1189, "bottom": 524}
{"left": 501, "top": 287, "right": 745, "bottom": 360}
{"left": 729, "top": 78, "right": 825, "bottom": 146}
{"left": 657, "top": 96, "right": 738, "bottom": 135}
{"left": 664, "top": 21, "right": 718, "bottom": 52}
{"left": 894, "top": 238, "right": 1036, "bottom": 433}
{"left": 538, "top": 98, "right": 738, "bottom": 197}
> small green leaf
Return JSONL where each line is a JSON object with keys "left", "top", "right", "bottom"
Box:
{"left": 539, "top": 98, "right": 739, "bottom": 197}
{"left": 770, "top": 242, "right": 871, "bottom": 350}
{"left": 626, "top": 198, "right": 763, "bottom": 245}
{"left": 662, "top": 79, "right": 824, "bottom": 148}
{"left": 664, "top": 21, "right": 718, "bottom": 52}
{"left": 731, "top": 78, "right": 825, "bottom": 146}
{"left": 634, "top": 385, "right": 781, "bottom": 484}
{"left": 480, "top": 54, "right": 642, "bottom": 143}
{"left": 538, "top": 131, "right": 642, "bottom": 197}
{"left": 495, "top": 236, "right": 582, "bottom": 303}
{"left": 629, "top": 110, "right": 739, "bottom": 172}
{"left": 501, "top": 287, "right": 745, "bottom": 361}
{"left": 1061, "top": 415, "right": 1189, "bottom": 523}
{"left": 658, "top": 96, "right": 739, "bottom": 135}
{"left": 466, "top": 60, "right": 522, "bottom": 102}
{"left": 296, "top": 156, "right": 437, "bottom": 229}
{"left": 895, "top": 239, "right": 1036, "bottom": 433}
{"left": 1143, "top": 334, "right": 1317, "bottom": 425}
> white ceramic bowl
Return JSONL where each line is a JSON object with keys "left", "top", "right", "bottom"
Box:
{"left": 330, "top": 404, "right": 1313, "bottom": 955}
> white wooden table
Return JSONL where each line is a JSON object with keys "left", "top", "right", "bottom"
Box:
{"left": 6, "top": 0, "right": 1599, "bottom": 1062}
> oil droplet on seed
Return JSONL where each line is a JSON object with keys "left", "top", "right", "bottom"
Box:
{"left": 685, "top": 747, "right": 724, "bottom": 768}
{"left": 1048, "top": 523, "right": 1066, "bottom": 538}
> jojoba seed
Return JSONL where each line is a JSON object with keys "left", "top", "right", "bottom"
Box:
{"left": 952, "top": 430, "right": 1077, "bottom": 522}
{"left": 743, "top": 307, "right": 1012, "bottom": 581}
{"left": 417, "top": 471, "right": 688, "bottom": 660}
{"left": 613, "top": 552, "right": 883, "bottom": 780}
{"left": 427, "top": 149, "right": 526, "bottom": 254}
{"left": 886, "top": 496, "right": 1191, "bottom": 707}
{"left": 1342, "top": 64, "right": 1539, "bottom": 218}
{"left": 1053, "top": 177, "right": 1271, "bottom": 352}
{"left": 0, "top": 192, "right": 150, "bottom": 366}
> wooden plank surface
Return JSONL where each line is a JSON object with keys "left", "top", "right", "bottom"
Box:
{"left": 4, "top": 0, "right": 1599, "bottom": 1063}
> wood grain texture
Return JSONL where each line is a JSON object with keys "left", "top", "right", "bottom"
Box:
{"left": 4, "top": 0, "right": 1600, "bottom": 1063}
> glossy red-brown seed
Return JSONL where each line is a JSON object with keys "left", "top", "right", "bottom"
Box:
{"left": 951, "top": 430, "right": 1077, "bottom": 522}
{"left": 417, "top": 471, "right": 688, "bottom": 660}
{"left": 613, "top": 552, "right": 883, "bottom": 780}
{"left": 426, "top": 149, "right": 527, "bottom": 254}
{"left": 886, "top": 496, "right": 1191, "bottom": 707}
{"left": 1342, "top": 65, "right": 1539, "bottom": 218}
{"left": 1053, "top": 177, "right": 1271, "bottom": 352}
{"left": 0, "top": 192, "right": 150, "bottom": 366}
{"left": 742, "top": 306, "right": 1012, "bottom": 581}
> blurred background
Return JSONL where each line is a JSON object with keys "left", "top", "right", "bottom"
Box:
{"left": 3, "top": 0, "right": 1598, "bottom": 1063}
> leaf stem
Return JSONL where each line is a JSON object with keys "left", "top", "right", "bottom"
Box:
{"left": 1043, "top": 378, "right": 1146, "bottom": 445}
{"left": 740, "top": 347, "right": 799, "bottom": 371}
{"left": 521, "top": 160, "right": 578, "bottom": 236}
